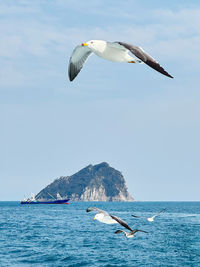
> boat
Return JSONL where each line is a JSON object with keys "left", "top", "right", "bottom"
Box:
{"left": 20, "top": 193, "right": 70, "bottom": 204}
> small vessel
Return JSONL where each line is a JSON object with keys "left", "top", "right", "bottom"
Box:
{"left": 20, "top": 193, "right": 70, "bottom": 204}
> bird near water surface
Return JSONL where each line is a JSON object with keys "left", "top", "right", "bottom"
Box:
{"left": 115, "top": 229, "right": 148, "bottom": 238}
{"left": 68, "top": 40, "right": 174, "bottom": 81}
{"left": 111, "top": 213, "right": 148, "bottom": 238}
{"left": 86, "top": 207, "right": 148, "bottom": 238}
{"left": 132, "top": 208, "right": 166, "bottom": 222}
{"left": 86, "top": 207, "right": 118, "bottom": 224}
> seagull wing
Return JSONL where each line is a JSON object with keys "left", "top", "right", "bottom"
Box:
{"left": 132, "top": 229, "right": 148, "bottom": 234}
{"left": 110, "top": 215, "right": 133, "bottom": 232}
{"left": 86, "top": 207, "right": 109, "bottom": 216}
{"left": 114, "top": 230, "right": 125, "bottom": 234}
{"left": 152, "top": 208, "right": 166, "bottom": 218}
{"left": 115, "top": 42, "right": 173, "bottom": 78}
{"left": 132, "top": 214, "right": 147, "bottom": 219}
{"left": 68, "top": 45, "right": 93, "bottom": 81}
{"left": 131, "top": 214, "right": 141, "bottom": 218}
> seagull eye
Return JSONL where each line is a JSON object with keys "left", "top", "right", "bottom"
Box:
{"left": 91, "top": 42, "right": 93, "bottom": 44}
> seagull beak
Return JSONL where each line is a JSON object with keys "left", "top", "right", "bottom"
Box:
{"left": 93, "top": 217, "right": 96, "bottom": 220}
{"left": 82, "top": 43, "right": 88, "bottom": 46}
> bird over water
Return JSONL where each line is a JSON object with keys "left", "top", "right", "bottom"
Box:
{"left": 86, "top": 207, "right": 148, "bottom": 238}
{"left": 68, "top": 40, "right": 174, "bottom": 81}
{"left": 132, "top": 208, "right": 166, "bottom": 222}
{"left": 86, "top": 207, "right": 118, "bottom": 224}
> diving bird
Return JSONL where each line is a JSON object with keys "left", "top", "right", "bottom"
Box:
{"left": 132, "top": 208, "right": 166, "bottom": 222}
{"left": 68, "top": 40, "right": 173, "bottom": 81}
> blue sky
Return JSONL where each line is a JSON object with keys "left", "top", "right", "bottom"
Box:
{"left": 1, "top": 0, "right": 200, "bottom": 200}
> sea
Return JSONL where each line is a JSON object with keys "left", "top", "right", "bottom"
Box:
{"left": 0, "top": 201, "right": 199, "bottom": 267}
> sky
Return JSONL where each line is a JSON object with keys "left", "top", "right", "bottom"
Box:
{"left": 1, "top": 0, "right": 200, "bottom": 201}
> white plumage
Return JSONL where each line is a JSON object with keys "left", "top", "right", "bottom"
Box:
{"left": 68, "top": 40, "right": 173, "bottom": 81}
{"left": 132, "top": 208, "right": 166, "bottom": 222}
{"left": 86, "top": 207, "right": 148, "bottom": 239}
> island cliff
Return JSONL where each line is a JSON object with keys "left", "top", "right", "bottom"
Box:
{"left": 36, "top": 162, "right": 134, "bottom": 201}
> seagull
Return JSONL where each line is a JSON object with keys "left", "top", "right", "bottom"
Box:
{"left": 86, "top": 207, "right": 148, "bottom": 238}
{"left": 111, "top": 214, "right": 148, "bottom": 238}
{"left": 132, "top": 208, "right": 166, "bottom": 222}
{"left": 86, "top": 207, "right": 118, "bottom": 224}
{"left": 68, "top": 40, "right": 173, "bottom": 81}
{"left": 115, "top": 229, "right": 148, "bottom": 238}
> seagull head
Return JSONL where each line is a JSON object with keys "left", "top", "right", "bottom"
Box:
{"left": 93, "top": 213, "right": 104, "bottom": 222}
{"left": 81, "top": 40, "right": 106, "bottom": 52}
{"left": 82, "top": 40, "right": 96, "bottom": 49}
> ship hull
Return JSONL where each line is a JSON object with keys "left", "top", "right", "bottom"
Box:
{"left": 20, "top": 199, "right": 70, "bottom": 204}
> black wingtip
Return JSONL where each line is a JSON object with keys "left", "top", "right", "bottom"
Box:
{"left": 114, "top": 230, "right": 122, "bottom": 234}
{"left": 86, "top": 207, "right": 93, "bottom": 212}
{"left": 68, "top": 62, "right": 78, "bottom": 82}
{"left": 157, "top": 69, "right": 174, "bottom": 79}
{"left": 167, "top": 74, "right": 174, "bottom": 79}
{"left": 68, "top": 72, "right": 75, "bottom": 82}
{"left": 131, "top": 215, "right": 139, "bottom": 218}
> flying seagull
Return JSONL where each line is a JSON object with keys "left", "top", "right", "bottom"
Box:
{"left": 110, "top": 214, "right": 148, "bottom": 238}
{"left": 86, "top": 207, "right": 148, "bottom": 238}
{"left": 86, "top": 207, "right": 118, "bottom": 224}
{"left": 132, "top": 208, "right": 166, "bottom": 222}
{"left": 115, "top": 229, "right": 148, "bottom": 238}
{"left": 68, "top": 40, "right": 173, "bottom": 81}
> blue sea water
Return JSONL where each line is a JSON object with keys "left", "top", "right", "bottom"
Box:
{"left": 0, "top": 201, "right": 200, "bottom": 267}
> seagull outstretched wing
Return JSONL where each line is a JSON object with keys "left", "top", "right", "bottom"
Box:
{"left": 114, "top": 229, "right": 148, "bottom": 235}
{"left": 68, "top": 45, "right": 92, "bottom": 81}
{"left": 132, "top": 229, "right": 148, "bottom": 234}
{"left": 152, "top": 208, "right": 166, "bottom": 219}
{"left": 115, "top": 42, "right": 173, "bottom": 78}
{"left": 110, "top": 215, "right": 133, "bottom": 232}
{"left": 131, "top": 214, "right": 141, "bottom": 218}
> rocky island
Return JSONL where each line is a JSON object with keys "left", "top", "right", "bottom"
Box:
{"left": 36, "top": 162, "right": 134, "bottom": 201}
